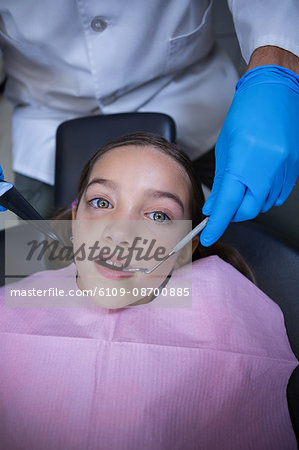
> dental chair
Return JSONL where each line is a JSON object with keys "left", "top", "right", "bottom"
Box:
{"left": 0, "top": 112, "right": 298, "bottom": 441}
{"left": 55, "top": 112, "right": 176, "bottom": 208}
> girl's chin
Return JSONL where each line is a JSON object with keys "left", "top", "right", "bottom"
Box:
{"left": 76, "top": 264, "right": 170, "bottom": 308}
{"left": 87, "top": 293, "right": 148, "bottom": 309}
{"left": 75, "top": 275, "right": 139, "bottom": 309}
{"left": 93, "top": 298, "right": 130, "bottom": 309}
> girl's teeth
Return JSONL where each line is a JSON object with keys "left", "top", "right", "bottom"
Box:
{"left": 113, "top": 262, "right": 123, "bottom": 268}
{"left": 106, "top": 260, "right": 123, "bottom": 268}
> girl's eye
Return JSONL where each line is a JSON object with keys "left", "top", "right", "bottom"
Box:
{"left": 148, "top": 211, "right": 171, "bottom": 223}
{"left": 89, "top": 198, "right": 112, "bottom": 209}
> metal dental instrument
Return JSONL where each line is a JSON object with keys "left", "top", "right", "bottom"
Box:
{"left": 123, "top": 217, "right": 209, "bottom": 274}
{"left": 0, "top": 180, "right": 65, "bottom": 246}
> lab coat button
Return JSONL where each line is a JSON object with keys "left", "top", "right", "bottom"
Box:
{"left": 91, "top": 17, "right": 107, "bottom": 32}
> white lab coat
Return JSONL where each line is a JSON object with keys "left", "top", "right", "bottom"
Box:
{"left": 0, "top": 0, "right": 298, "bottom": 185}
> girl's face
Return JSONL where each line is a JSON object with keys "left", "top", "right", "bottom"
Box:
{"left": 72, "top": 145, "right": 198, "bottom": 308}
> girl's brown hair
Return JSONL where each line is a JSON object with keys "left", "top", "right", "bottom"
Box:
{"left": 54, "top": 132, "right": 255, "bottom": 283}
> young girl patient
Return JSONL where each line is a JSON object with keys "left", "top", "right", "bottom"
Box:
{"left": 0, "top": 133, "right": 297, "bottom": 449}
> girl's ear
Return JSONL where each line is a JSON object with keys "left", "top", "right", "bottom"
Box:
{"left": 71, "top": 203, "right": 77, "bottom": 238}
{"left": 71, "top": 199, "right": 78, "bottom": 220}
{"left": 191, "top": 235, "right": 200, "bottom": 255}
{"left": 72, "top": 206, "right": 77, "bottom": 220}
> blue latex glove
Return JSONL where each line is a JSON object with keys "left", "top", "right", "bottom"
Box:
{"left": 0, "top": 165, "right": 7, "bottom": 211}
{"left": 201, "top": 65, "right": 299, "bottom": 246}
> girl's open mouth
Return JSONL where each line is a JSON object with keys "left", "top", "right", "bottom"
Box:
{"left": 94, "top": 258, "right": 134, "bottom": 279}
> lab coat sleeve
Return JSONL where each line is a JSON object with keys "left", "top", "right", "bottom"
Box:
{"left": 227, "top": 0, "right": 299, "bottom": 63}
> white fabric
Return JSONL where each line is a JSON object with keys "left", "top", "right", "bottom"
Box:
{"left": 0, "top": 1, "right": 298, "bottom": 185}
{"left": 228, "top": 0, "right": 299, "bottom": 63}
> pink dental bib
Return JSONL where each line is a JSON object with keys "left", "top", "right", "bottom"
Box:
{"left": 0, "top": 256, "right": 297, "bottom": 449}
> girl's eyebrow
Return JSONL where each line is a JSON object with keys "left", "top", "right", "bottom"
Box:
{"left": 86, "top": 178, "right": 118, "bottom": 190}
{"left": 86, "top": 179, "right": 184, "bottom": 213}
{"left": 145, "top": 189, "right": 184, "bottom": 213}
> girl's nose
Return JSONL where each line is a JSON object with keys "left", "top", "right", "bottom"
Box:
{"left": 102, "top": 220, "right": 135, "bottom": 248}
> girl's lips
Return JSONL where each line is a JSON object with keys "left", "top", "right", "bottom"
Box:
{"left": 94, "top": 260, "right": 134, "bottom": 279}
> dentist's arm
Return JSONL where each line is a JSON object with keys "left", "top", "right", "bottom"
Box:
{"left": 247, "top": 46, "right": 299, "bottom": 74}
{"left": 200, "top": 46, "right": 299, "bottom": 246}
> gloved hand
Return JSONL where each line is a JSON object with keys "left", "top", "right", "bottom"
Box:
{"left": 0, "top": 165, "right": 7, "bottom": 211}
{"left": 200, "top": 65, "right": 299, "bottom": 246}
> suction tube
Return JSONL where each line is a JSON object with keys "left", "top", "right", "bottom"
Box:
{"left": 0, "top": 181, "right": 64, "bottom": 245}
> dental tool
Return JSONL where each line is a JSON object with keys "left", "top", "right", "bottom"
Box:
{"left": 123, "top": 217, "right": 209, "bottom": 274}
{"left": 0, "top": 180, "right": 65, "bottom": 245}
